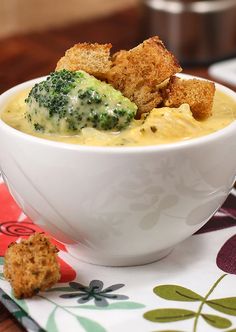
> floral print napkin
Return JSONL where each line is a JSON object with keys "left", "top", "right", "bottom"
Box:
{"left": 0, "top": 177, "right": 236, "bottom": 332}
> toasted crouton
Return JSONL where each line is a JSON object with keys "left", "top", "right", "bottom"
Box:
{"left": 132, "top": 85, "right": 163, "bottom": 115}
{"left": 162, "top": 77, "right": 215, "bottom": 120}
{"left": 111, "top": 50, "right": 129, "bottom": 65}
{"left": 108, "top": 37, "right": 182, "bottom": 116}
{"left": 56, "top": 42, "right": 112, "bottom": 80}
{"left": 4, "top": 233, "right": 60, "bottom": 299}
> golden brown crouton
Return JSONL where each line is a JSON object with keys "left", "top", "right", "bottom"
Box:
{"left": 111, "top": 50, "right": 129, "bottom": 65}
{"left": 56, "top": 42, "right": 112, "bottom": 80}
{"left": 132, "top": 85, "right": 163, "bottom": 115}
{"left": 108, "top": 37, "right": 182, "bottom": 116}
{"left": 162, "top": 77, "right": 215, "bottom": 120}
{"left": 4, "top": 233, "right": 60, "bottom": 299}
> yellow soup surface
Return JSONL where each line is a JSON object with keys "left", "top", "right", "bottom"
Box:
{"left": 2, "top": 89, "right": 236, "bottom": 147}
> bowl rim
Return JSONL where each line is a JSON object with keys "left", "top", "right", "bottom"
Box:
{"left": 0, "top": 73, "right": 236, "bottom": 154}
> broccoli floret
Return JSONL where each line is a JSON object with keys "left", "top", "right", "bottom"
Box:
{"left": 25, "top": 69, "right": 137, "bottom": 134}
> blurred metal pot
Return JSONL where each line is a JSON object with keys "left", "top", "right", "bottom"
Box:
{"left": 141, "top": 0, "right": 236, "bottom": 65}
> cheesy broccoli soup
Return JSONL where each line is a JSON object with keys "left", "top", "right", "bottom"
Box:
{"left": 2, "top": 37, "right": 236, "bottom": 147}
{"left": 2, "top": 86, "right": 236, "bottom": 147}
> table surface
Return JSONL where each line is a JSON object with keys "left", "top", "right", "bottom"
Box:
{"left": 0, "top": 6, "right": 235, "bottom": 332}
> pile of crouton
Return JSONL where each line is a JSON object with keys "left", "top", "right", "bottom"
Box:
{"left": 56, "top": 36, "right": 215, "bottom": 120}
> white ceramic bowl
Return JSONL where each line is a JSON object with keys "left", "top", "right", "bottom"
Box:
{"left": 0, "top": 74, "right": 236, "bottom": 266}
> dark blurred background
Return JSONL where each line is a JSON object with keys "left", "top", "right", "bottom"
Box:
{"left": 0, "top": 0, "right": 139, "bottom": 94}
{"left": 0, "top": 0, "right": 236, "bottom": 94}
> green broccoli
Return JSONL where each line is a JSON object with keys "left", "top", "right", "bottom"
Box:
{"left": 25, "top": 69, "right": 137, "bottom": 134}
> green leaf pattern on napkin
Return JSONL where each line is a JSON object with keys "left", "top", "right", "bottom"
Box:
{"left": 144, "top": 274, "right": 236, "bottom": 332}
{"left": 144, "top": 308, "right": 196, "bottom": 322}
{"left": 201, "top": 313, "right": 231, "bottom": 328}
{"left": 207, "top": 298, "right": 236, "bottom": 316}
{"left": 39, "top": 296, "right": 107, "bottom": 332}
{"left": 1, "top": 272, "right": 145, "bottom": 332}
{"left": 74, "top": 301, "right": 145, "bottom": 310}
{"left": 46, "top": 308, "right": 58, "bottom": 332}
{"left": 154, "top": 285, "right": 203, "bottom": 302}
{"left": 77, "top": 316, "right": 107, "bottom": 332}
{"left": 2, "top": 251, "right": 236, "bottom": 332}
{"left": 38, "top": 279, "right": 145, "bottom": 332}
